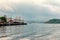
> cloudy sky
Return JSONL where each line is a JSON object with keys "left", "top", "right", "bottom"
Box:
{"left": 0, "top": 0, "right": 60, "bottom": 21}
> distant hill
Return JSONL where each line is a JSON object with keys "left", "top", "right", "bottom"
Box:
{"left": 45, "top": 19, "right": 60, "bottom": 23}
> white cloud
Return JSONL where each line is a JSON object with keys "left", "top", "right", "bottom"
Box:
{"left": 40, "top": 4, "right": 60, "bottom": 13}
{"left": 0, "top": 0, "right": 23, "bottom": 3}
{"left": 53, "top": 0, "right": 60, "bottom": 4}
{"left": 0, "top": 0, "right": 47, "bottom": 11}
{"left": 0, "top": 4, "right": 14, "bottom": 12}
{"left": 8, "top": 0, "right": 25, "bottom": 3}
{"left": 32, "top": 0, "right": 48, "bottom": 4}
{"left": 0, "top": 0, "right": 34, "bottom": 12}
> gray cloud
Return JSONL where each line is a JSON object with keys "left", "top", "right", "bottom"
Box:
{"left": 0, "top": 0, "right": 60, "bottom": 21}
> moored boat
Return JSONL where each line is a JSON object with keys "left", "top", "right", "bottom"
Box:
{"left": 0, "top": 15, "right": 27, "bottom": 26}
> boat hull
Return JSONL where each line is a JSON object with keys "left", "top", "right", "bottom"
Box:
{"left": 0, "top": 23, "right": 27, "bottom": 26}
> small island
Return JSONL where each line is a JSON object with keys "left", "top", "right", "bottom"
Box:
{"left": 45, "top": 19, "right": 60, "bottom": 23}
{"left": 0, "top": 15, "right": 27, "bottom": 26}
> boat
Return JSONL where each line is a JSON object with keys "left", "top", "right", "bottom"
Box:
{"left": 0, "top": 15, "right": 27, "bottom": 26}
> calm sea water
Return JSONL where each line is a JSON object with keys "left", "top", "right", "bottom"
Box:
{"left": 0, "top": 23, "right": 60, "bottom": 40}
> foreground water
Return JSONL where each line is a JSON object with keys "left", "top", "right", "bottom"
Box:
{"left": 0, "top": 23, "right": 60, "bottom": 40}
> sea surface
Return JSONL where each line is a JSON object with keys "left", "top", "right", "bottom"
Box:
{"left": 0, "top": 23, "right": 60, "bottom": 40}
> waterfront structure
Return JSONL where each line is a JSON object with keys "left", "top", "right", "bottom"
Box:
{"left": 14, "top": 17, "right": 24, "bottom": 23}
{"left": 7, "top": 18, "right": 14, "bottom": 23}
{"left": 0, "top": 15, "right": 27, "bottom": 26}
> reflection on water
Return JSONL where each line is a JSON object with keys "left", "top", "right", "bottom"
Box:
{"left": 0, "top": 23, "right": 60, "bottom": 40}
{"left": 0, "top": 25, "right": 25, "bottom": 37}
{"left": 0, "top": 26, "right": 6, "bottom": 37}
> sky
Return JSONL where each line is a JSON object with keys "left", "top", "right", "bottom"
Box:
{"left": 0, "top": 0, "right": 60, "bottom": 21}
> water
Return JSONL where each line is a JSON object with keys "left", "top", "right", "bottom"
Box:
{"left": 0, "top": 23, "right": 60, "bottom": 40}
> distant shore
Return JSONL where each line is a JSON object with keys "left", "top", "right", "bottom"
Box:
{"left": 44, "top": 19, "right": 60, "bottom": 24}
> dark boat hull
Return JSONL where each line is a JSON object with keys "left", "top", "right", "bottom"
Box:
{"left": 0, "top": 23, "right": 27, "bottom": 26}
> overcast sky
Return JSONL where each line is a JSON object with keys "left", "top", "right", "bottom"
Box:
{"left": 0, "top": 0, "right": 60, "bottom": 21}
